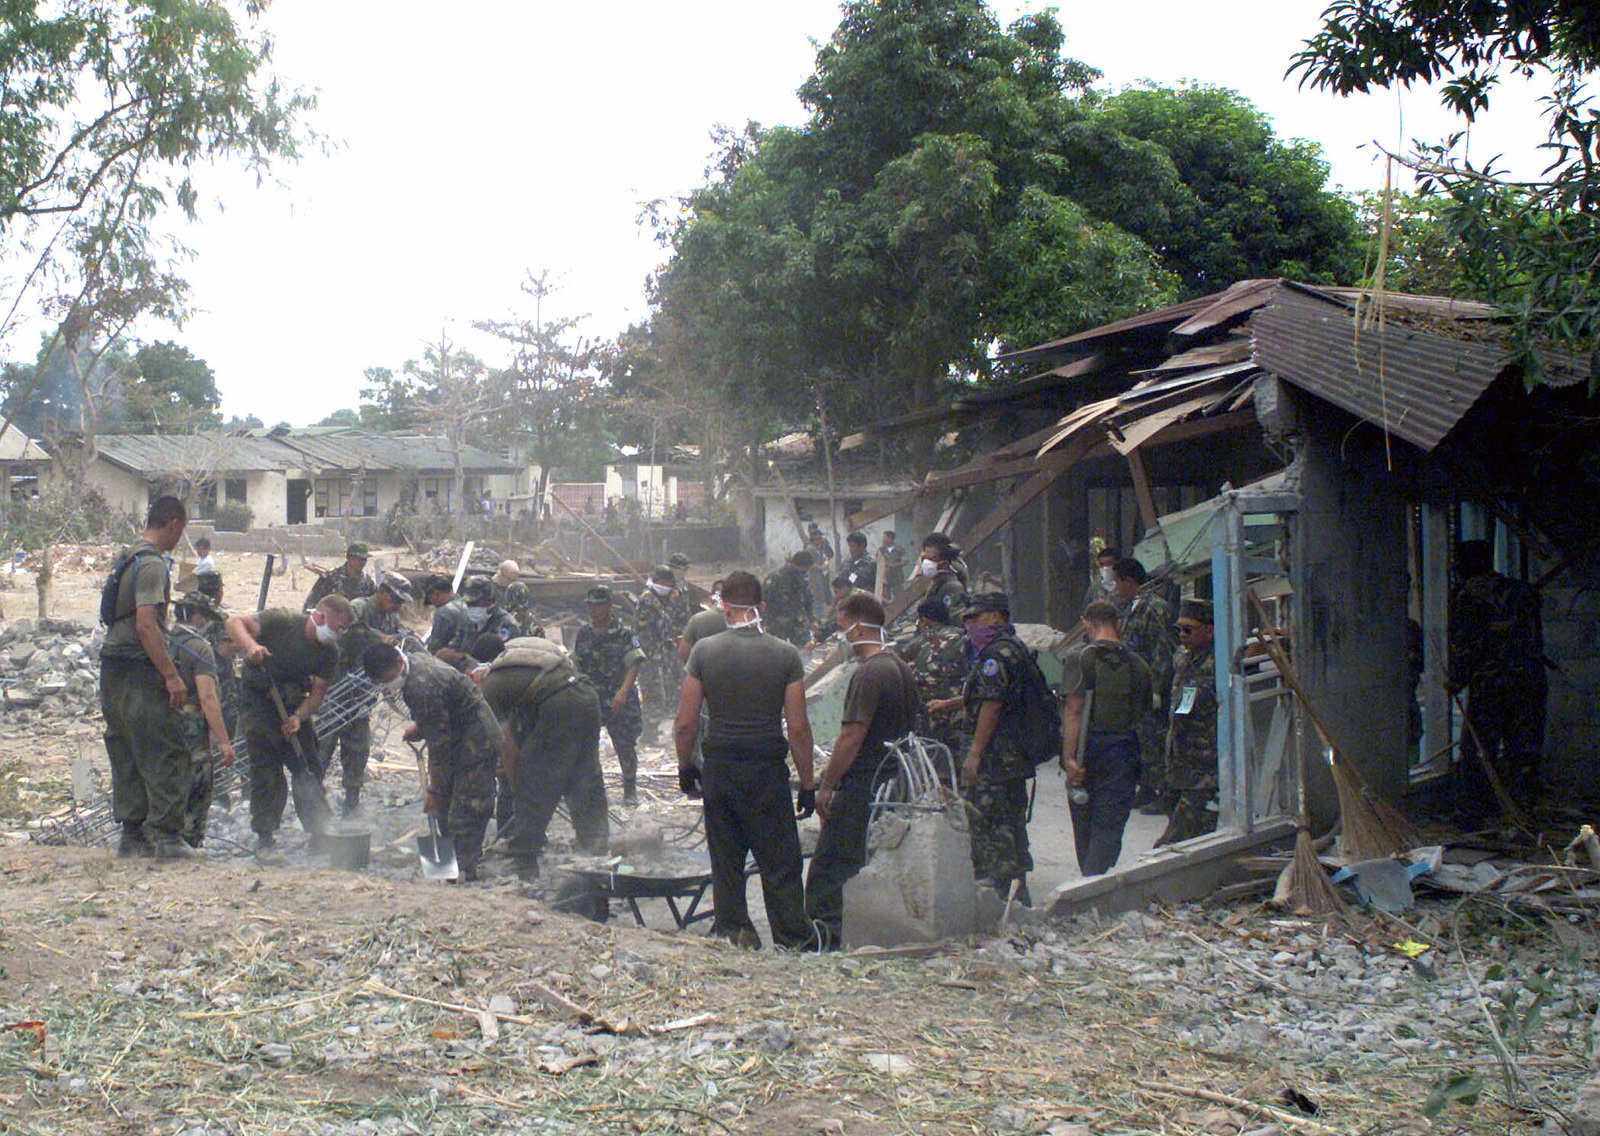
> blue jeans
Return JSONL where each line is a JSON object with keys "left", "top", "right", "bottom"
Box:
{"left": 1068, "top": 730, "right": 1140, "bottom": 876}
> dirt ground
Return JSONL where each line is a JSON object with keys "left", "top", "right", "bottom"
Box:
{"left": 0, "top": 546, "right": 1583, "bottom": 1134}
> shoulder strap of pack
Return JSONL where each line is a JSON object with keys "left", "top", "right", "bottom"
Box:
{"left": 112, "top": 547, "right": 163, "bottom": 623}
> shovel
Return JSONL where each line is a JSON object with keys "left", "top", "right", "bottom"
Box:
{"left": 264, "top": 667, "right": 332, "bottom": 840}
{"left": 408, "top": 738, "right": 459, "bottom": 880}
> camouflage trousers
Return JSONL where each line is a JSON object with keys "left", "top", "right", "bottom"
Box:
{"left": 1136, "top": 708, "right": 1168, "bottom": 795}
{"left": 1155, "top": 789, "right": 1218, "bottom": 846}
{"left": 964, "top": 774, "right": 1033, "bottom": 889}
{"left": 599, "top": 691, "right": 642, "bottom": 785}
{"left": 435, "top": 738, "right": 499, "bottom": 882}
{"left": 317, "top": 714, "right": 372, "bottom": 795}
{"left": 509, "top": 683, "right": 609, "bottom": 874}
{"left": 100, "top": 656, "right": 191, "bottom": 837}
{"left": 182, "top": 747, "right": 215, "bottom": 848}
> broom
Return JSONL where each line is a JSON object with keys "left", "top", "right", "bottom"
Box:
{"left": 1248, "top": 591, "right": 1420, "bottom": 861}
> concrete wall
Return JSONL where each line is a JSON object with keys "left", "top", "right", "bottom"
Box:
{"left": 1539, "top": 583, "right": 1600, "bottom": 791}
{"left": 1294, "top": 402, "right": 1414, "bottom": 808}
{"left": 759, "top": 496, "right": 908, "bottom": 571}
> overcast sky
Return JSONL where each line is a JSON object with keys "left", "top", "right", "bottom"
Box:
{"left": 111, "top": 1, "right": 1567, "bottom": 425}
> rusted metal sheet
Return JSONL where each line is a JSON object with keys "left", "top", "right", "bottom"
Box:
{"left": 1168, "top": 278, "right": 1282, "bottom": 339}
{"left": 1251, "top": 287, "right": 1507, "bottom": 453}
{"left": 997, "top": 294, "right": 1218, "bottom": 364}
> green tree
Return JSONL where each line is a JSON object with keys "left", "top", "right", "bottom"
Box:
{"left": 0, "top": 1, "right": 314, "bottom": 429}
{"left": 647, "top": 0, "right": 1358, "bottom": 467}
{"left": 1292, "top": 0, "right": 1600, "bottom": 384}
{"left": 125, "top": 341, "right": 221, "bottom": 429}
{"left": 1079, "top": 85, "right": 1361, "bottom": 295}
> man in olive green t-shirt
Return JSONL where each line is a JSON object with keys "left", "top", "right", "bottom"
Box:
{"left": 676, "top": 571, "right": 817, "bottom": 950}
{"left": 100, "top": 496, "right": 192, "bottom": 859}
{"left": 227, "top": 596, "right": 354, "bottom": 850}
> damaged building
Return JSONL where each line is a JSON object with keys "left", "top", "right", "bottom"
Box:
{"left": 843, "top": 279, "right": 1600, "bottom": 911}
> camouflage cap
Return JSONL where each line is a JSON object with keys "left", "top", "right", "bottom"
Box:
{"left": 194, "top": 570, "right": 224, "bottom": 599}
{"left": 176, "top": 591, "right": 224, "bottom": 622}
{"left": 585, "top": 584, "right": 614, "bottom": 605}
{"left": 346, "top": 542, "right": 370, "bottom": 558}
{"left": 1178, "top": 598, "right": 1214, "bottom": 624}
{"left": 651, "top": 565, "right": 677, "bottom": 585}
{"left": 667, "top": 553, "right": 690, "bottom": 570}
{"left": 378, "top": 571, "right": 415, "bottom": 603}
{"left": 959, "top": 591, "right": 1010, "bottom": 619}
{"left": 461, "top": 576, "right": 494, "bottom": 604}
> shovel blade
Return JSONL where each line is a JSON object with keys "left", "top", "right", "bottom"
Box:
{"left": 290, "top": 770, "right": 333, "bottom": 837}
{"left": 417, "top": 826, "right": 459, "bottom": 880}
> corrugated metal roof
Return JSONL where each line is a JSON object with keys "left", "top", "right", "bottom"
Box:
{"left": 274, "top": 432, "right": 519, "bottom": 474}
{"left": 1251, "top": 287, "right": 1507, "bottom": 453}
{"left": 1168, "top": 278, "right": 1282, "bottom": 338}
{"left": 997, "top": 293, "right": 1219, "bottom": 363}
{"left": 0, "top": 420, "right": 47, "bottom": 462}
{"left": 96, "top": 434, "right": 297, "bottom": 474}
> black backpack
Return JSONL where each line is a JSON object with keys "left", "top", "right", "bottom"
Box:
{"left": 1002, "top": 636, "right": 1063, "bottom": 766}
{"left": 99, "top": 548, "right": 161, "bottom": 627}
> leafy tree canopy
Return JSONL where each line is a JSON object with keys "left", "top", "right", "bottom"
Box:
{"left": 646, "top": 0, "right": 1360, "bottom": 458}
{"left": 1294, "top": 0, "right": 1600, "bottom": 384}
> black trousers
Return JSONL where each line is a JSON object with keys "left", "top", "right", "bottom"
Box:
{"left": 1068, "top": 730, "right": 1140, "bottom": 876}
{"left": 1458, "top": 682, "right": 1546, "bottom": 822}
{"left": 702, "top": 741, "right": 810, "bottom": 949}
{"left": 804, "top": 770, "right": 875, "bottom": 937}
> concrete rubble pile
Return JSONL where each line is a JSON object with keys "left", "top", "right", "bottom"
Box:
{"left": 0, "top": 618, "right": 103, "bottom": 719}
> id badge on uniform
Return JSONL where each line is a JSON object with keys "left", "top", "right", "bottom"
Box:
{"left": 1175, "top": 685, "right": 1198, "bottom": 715}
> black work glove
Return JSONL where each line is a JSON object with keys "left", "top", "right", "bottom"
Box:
{"left": 678, "top": 764, "right": 702, "bottom": 797}
{"left": 795, "top": 788, "right": 816, "bottom": 820}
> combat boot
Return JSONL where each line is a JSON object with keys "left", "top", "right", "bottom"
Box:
{"left": 116, "top": 823, "right": 152, "bottom": 859}
{"left": 342, "top": 786, "right": 361, "bottom": 817}
{"left": 150, "top": 830, "right": 198, "bottom": 860}
{"left": 622, "top": 779, "right": 638, "bottom": 807}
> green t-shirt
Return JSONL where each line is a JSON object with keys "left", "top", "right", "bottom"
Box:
{"left": 681, "top": 608, "right": 727, "bottom": 650}
{"left": 240, "top": 608, "right": 338, "bottom": 699}
{"left": 168, "top": 623, "right": 217, "bottom": 747}
{"left": 1059, "top": 638, "right": 1152, "bottom": 733}
{"left": 101, "top": 541, "right": 172, "bottom": 659}
{"left": 686, "top": 625, "right": 803, "bottom": 747}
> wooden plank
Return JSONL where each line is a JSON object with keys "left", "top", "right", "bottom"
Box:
{"left": 1126, "top": 446, "right": 1158, "bottom": 532}
{"left": 551, "top": 491, "right": 646, "bottom": 583}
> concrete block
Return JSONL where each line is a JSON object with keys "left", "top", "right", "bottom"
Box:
{"left": 843, "top": 809, "right": 977, "bottom": 948}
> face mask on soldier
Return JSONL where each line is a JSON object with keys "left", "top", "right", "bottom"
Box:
{"left": 381, "top": 657, "right": 408, "bottom": 694}
{"left": 919, "top": 558, "right": 939, "bottom": 579}
{"left": 313, "top": 614, "right": 338, "bottom": 645}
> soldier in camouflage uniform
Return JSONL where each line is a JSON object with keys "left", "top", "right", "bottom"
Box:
{"left": 320, "top": 572, "right": 413, "bottom": 814}
{"left": 573, "top": 584, "right": 646, "bottom": 804}
{"left": 502, "top": 581, "right": 540, "bottom": 637}
{"left": 1111, "top": 558, "right": 1177, "bottom": 808}
{"left": 1448, "top": 540, "right": 1546, "bottom": 822}
{"left": 634, "top": 565, "right": 680, "bottom": 718}
{"left": 1157, "top": 598, "right": 1219, "bottom": 846}
{"left": 194, "top": 571, "right": 241, "bottom": 802}
{"left": 919, "top": 533, "right": 970, "bottom": 621}
{"left": 169, "top": 593, "right": 236, "bottom": 848}
{"left": 434, "top": 577, "right": 519, "bottom": 669}
{"left": 305, "top": 543, "right": 376, "bottom": 610}
{"left": 762, "top": 550, "right": 814, "bottom": 648}
{"left": 363, "top": 644, "right": 501, "bottom": 881}
{"left": 894, "top": 598, "right": 969, "bottom": 762}
{"left": 947, "top": 592, "right": 1037, "bottom": 905}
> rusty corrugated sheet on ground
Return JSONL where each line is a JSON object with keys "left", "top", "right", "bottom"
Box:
{"left": 1251, "top": 286, "right": 1507, "bottom": 453}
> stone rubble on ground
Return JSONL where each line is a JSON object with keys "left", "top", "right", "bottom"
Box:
{"left": 0, "top": 618, "right": 103, "bottom": 719}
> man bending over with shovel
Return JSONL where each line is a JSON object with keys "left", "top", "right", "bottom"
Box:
{"left": 227, "top": 595, "right": 354, "bottom": 854}
{"left": 363, "top": 642, "right": 501, "bottom": 881}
